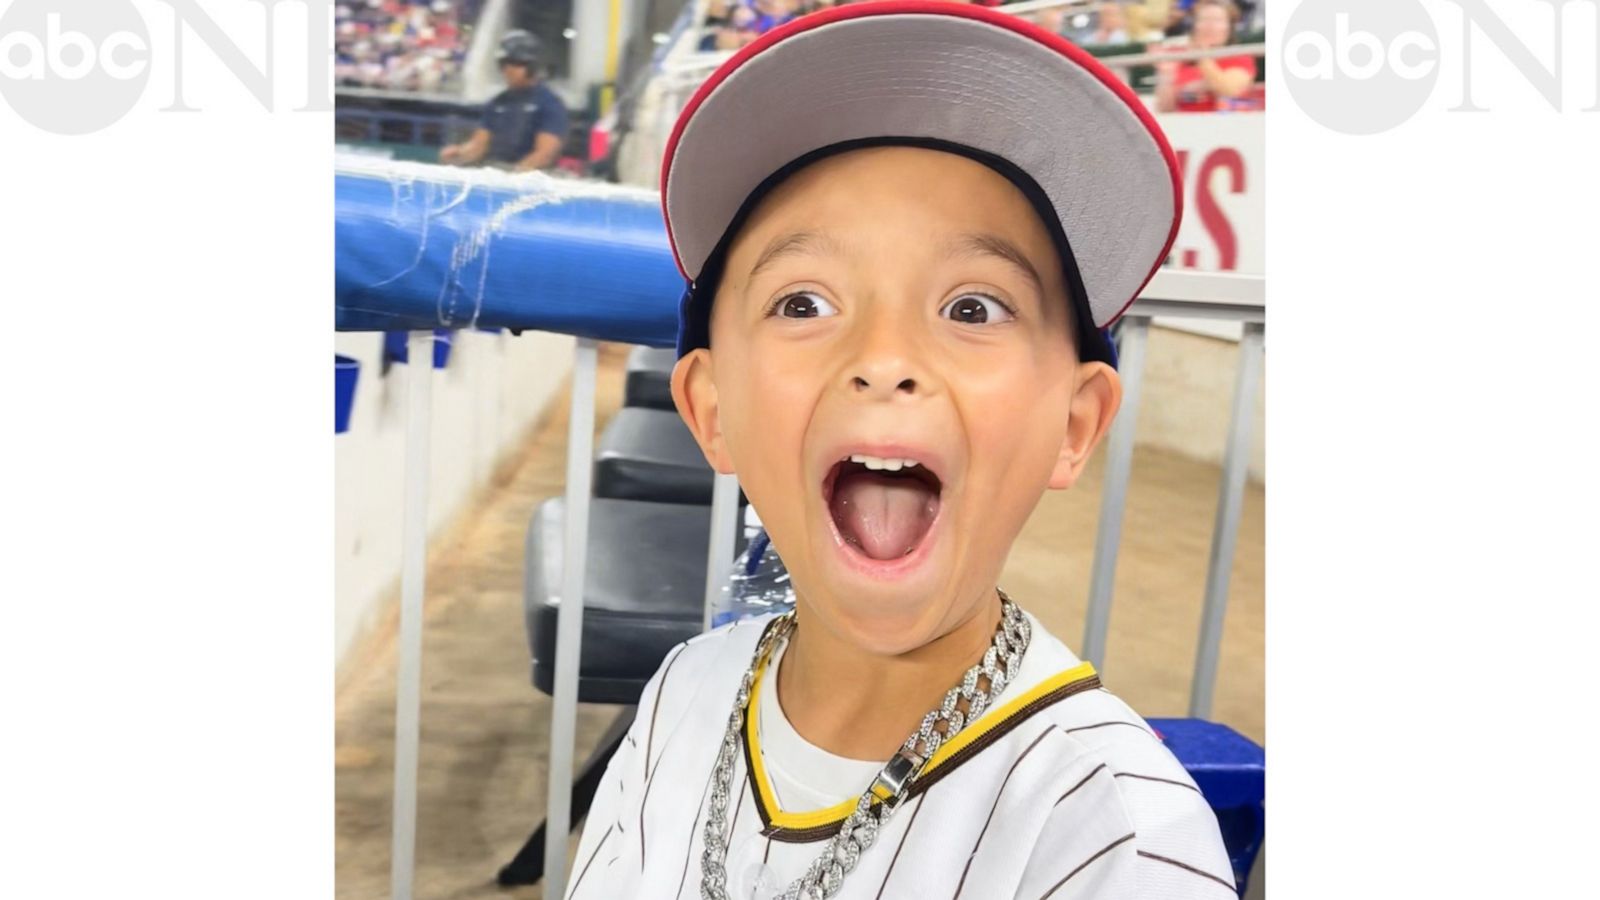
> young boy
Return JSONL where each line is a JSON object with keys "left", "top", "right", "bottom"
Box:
{"left": 566, "top": 4, "right": 1232, "bottom": 898}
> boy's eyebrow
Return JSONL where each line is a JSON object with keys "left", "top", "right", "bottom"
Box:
{"left": 744, "top": 230, "right": 1046, "bottom": 293}
{"left": 746, "top": 230, "right": 846, "bottom": 279}
{"left": 946, "top": 232, "right": 1045, "bottom": 294}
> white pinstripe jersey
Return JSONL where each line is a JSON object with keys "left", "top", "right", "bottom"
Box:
{"left": 565, "top": 612, "right": 1236, "bottom": 900}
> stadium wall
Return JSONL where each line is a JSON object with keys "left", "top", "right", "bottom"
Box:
{"left": 334, "top": 329, "right": 575, "bottom": 670}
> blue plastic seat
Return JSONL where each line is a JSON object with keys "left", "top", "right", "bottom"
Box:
{"left": 1146, "top": 718, "right": 1264, "bottom": 895}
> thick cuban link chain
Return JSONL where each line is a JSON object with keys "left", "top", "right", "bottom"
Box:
{"left": 700, "top": 593, "right": 1030, "bottom": 900}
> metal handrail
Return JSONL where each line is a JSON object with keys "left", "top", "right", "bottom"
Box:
{"left": 335, "top": 86, "right": 474, "bottom": 106}
{"left": 996, "top": 0, "right": 1100, "bottom": 17}
{"left": 1083, "top": 271, "right": 1264, "bottom": 721}
{"left": 1100, "top": 41, "right": 1268, "bottom": 69}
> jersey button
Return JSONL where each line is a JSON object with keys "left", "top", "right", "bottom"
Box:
{"left": 738, "top": 861, "right": 782, "bottom": 900}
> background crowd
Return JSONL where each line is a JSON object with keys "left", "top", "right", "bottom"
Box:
{"left": 333, "top": 0, "right": 1264, "bottom": 114}
{"left": 1049, "top": 0, "right": 1263, "bottom": 44}
{"left": 335, "top": 0, "right": 476, "bottom": 92}
{"left": 699, "top": 0, "right": 1262, "bottom": 52}
{"left": 695, "top": 0, "right": 1263, "bottom": 111}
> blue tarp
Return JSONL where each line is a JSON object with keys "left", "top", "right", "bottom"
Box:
{"left": 335, "top": 156, "right": 685, "bottom": 346}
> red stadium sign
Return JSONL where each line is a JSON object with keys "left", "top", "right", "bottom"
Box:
{"left": 1158, "top": 113, "right": 1264, "bottom": 276}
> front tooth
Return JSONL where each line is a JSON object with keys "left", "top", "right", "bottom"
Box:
{"left": 882, "top": 459, "right": 903, "bottom": 472}
{"left": 862, "top": 456, "right": 886, "bottom": 470}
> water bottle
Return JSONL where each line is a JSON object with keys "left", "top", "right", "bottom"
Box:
{"left": 710, "top": 527, "right": 795, "bottom": 629}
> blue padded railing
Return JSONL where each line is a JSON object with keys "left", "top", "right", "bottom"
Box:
{"left": 335, "top": 156, "right": 683, "bottom": 345}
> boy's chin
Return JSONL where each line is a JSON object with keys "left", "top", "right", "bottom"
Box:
{"left": 798, "top": 563, "right": 970, "bottom": 656}
{"left": 808, "top": 599, "right": 951, "bottom": 657}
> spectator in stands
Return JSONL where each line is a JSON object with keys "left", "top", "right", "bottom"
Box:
{"left": 1160, "top": 0, "right": 1190, "bottom": 36}
{"left": 1163, "top": 0, "right": 1258, "bottom": 38}
{"left": 1121, "top": 2, "right": 1169, "bottom": 42}
{"left": 1024, "top": 4, "right": 1053, "bottom": 34}
{"left": 701, "top": 0, "right": 823, "bottom": 51}
{"left": 1236, "top": 0, "right": 1260, "bottom": 34}
{"left": 750, "top": 0, "right": 799, "bottom": 32}
{"left": 335, "top": 0, "right": 467, "bottom": 91}
{"left": 1092, "top": 2, "right": 1130, "bottom": 44}
{"left": 703, "top": 0, "right": 735, "bottom": 30}
{"left": 701, "top": 3, "right": 762, "bottom": 51}
{"left": 1153, "top": 0, "right": 1256, "bottom": 112}
{"left": 439, "top": 31, "right": 570, "bottom": 171}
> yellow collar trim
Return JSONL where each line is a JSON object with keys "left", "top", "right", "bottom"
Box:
{"left": 744, "top": 655, "right": 1099, "bottom": 832}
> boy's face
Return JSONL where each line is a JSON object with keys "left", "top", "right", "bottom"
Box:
{"left": 674, "top": 147, "right": 1119, "bottom": 656}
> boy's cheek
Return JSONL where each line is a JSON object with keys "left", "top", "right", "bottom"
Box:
{"left": 715, "top": 351, "right": 820, "bottom": 479}
{"left": 958, "top": 382, "right": 1076, "bottom": 499}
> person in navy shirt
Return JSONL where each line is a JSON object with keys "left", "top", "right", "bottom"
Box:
{"left": 440, "top": 31, "right": 570, "bottom": 171}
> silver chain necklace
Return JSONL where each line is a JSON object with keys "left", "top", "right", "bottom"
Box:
{"left": 699, "top": 593, "right": 1031, "bottom": 900}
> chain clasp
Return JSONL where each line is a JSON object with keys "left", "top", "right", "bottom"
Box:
{"left": 870, "top": 749, "right": 924, "bottom": 811}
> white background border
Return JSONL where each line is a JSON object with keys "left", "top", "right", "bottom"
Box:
{"left": 4, "top": 1, "right": 333, "bottom": 897}
{"left": 4, "top": 0, "right": 1600, "bottom": 896}
{"left": 1269, "top": 0, "right": 1600, "bottom": 895}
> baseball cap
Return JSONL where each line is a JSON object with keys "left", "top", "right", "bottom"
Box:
{"left": 497, "top": 30, "right": 542, "bottom": 67}
{"left": 661, "top": 0, "right": 1182, "bottom": 367}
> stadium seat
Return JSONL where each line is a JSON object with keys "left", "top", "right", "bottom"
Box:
{"left": 594, "top": 407, "right": 715, "bottom": 505}
{"left": 524, "top": 495, "right": 715, "bottom": 703}
{"left": 1146, "top": 718, "right": 1265, "bottom": 895}
{"left": 499, "top": 494, "right": 724, "bottom": 886}
{"left": 623, "top": 345, "right": 678, "bottom": 411}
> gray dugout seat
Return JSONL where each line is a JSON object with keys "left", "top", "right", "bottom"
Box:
{"left": 594, "top": 406, "right": 716, "bottom": 505}
{"left": 502, "top": 497, "right": 724, "bottom": 886}
{"left": 623, "top": 345, "right": 678, "bottom": 411}
{"left": 525, "top": 496, "right": 732, "bottom": 705}
{"left": 502, "top": 351, "right": 739, "bottom": 887}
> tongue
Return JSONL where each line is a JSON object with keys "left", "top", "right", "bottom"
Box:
{"left": 830, "top": 471, "right": 939, "bottom": 560}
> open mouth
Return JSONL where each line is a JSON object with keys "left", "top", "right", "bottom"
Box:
{"left": 823, "top": 454, "right": 943, "bottom": 561}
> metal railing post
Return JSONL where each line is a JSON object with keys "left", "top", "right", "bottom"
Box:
{"left": 544, "top": 338, "right": 599, "bottom": 898}
{"left": 1082, "top": 314, "right": 1151, "bottom": 669}
{"left": 703, "top": 472, "right": 741, "bottom": 632}
{"left": 390, "top": 331, "right": 434, "bottom": 900}
{"left": 1189, "top": 321, "right": 1264, "bottom": 718}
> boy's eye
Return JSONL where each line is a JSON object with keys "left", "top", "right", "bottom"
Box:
{"left": 773, "top": 291, "right": 838, "bottom": 319}
{"left": 940, "top": 293, "right": 1014, "bottom": 325}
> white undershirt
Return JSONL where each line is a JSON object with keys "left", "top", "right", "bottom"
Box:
{"left": 753, "top": 611, "right": 1079, "bottom": 811}
{"left": 755, "top": 639, "right": 885, "bottom": 809}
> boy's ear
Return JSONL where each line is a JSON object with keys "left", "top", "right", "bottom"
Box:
{"left": 1048, "top": 362, "right": 1122, "bottom": 490}
{"left": 670, "top": 348, "right": 737, "bottom": 475}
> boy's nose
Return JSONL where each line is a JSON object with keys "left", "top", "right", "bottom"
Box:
{"left": 844, "top": 304, "right": 934, "bottom": 400}
{"left": 851, "top": 372, "right": 917, "bottom": 396}
{"left": 846, "top": 341, "right": 928, "bottom": 400}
